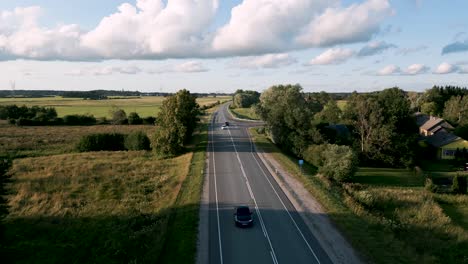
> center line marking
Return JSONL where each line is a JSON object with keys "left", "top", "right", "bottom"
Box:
{"left": 227, "top": 123, "right": 278, "bottom": 264}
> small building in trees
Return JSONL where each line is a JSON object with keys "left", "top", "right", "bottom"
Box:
{"left": 416, "top": 113, "right": 468, "bottom": 159}
{"left": 425, "top": 131, "right": 468, "bottom": 159}
{"left": 416, "top": 113, "right": 454, "bottom": 136}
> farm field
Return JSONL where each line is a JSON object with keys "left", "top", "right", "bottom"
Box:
{"left": 249, "top": 128, "right": 468, "bottom": 264}
{"left": 0, "top": 96, "right": 230, "bottom": 118}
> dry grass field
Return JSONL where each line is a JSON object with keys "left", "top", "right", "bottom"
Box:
{"left": 3, "top": 151, "right": 192, "bottom": 263}
{"left": 0, "top": 100, "right": 219, "bottom": 263}
{"left": 0, "top": 122, "right": 155, "bottom": 158}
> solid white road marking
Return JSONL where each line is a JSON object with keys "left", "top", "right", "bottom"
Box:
{"left": 211, "top": 114, "right": 224, "bottom": 264}
{"left": 247, "top": 130, "right": 322, "bottom": 264}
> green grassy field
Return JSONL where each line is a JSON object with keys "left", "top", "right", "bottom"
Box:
{"left": 249, "top": 128, "right": 468, "bottom": 264}
{"left": 1, "top": 100, "right": 219, "bottom": 263}
{"left": 0, "top": 96, "right": 230, "bottom": 118}
{"left": 3, "top": 151, "right": 193, "bottom": 263}
{"left": 229, "top": 106, "right": 260, "bottom": 120}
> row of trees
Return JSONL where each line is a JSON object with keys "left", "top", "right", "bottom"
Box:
{"left": 254, "top": 85, "right": 421, "bottom": 181}
{"left": 232, "top": 90, "right": 260, "bottom": 108}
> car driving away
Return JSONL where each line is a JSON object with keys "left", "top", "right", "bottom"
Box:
{"left": 221, "top": 124, "right": 227, "bottom": 130}
{"left": 234, "top": 206, "right": 253, "bottom": 227}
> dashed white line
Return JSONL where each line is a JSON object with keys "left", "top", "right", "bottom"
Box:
{"left": 227, "top": 126, "right": 278, "bottom": 264}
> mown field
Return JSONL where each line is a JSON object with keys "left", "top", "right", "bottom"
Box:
{"left": 1, "top": 102, "right": 216, "bottom": 263}
{"left": 0, "top": 96, "right": 230, "bottom": 118}
{"left": 249, "top": 128, "right": 468, "bottom": 264}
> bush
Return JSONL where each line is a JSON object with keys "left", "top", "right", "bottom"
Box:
{"left": 63, "top": 114, "right": 96, "bottom": 125}
{"left": 77, "top": 133, "right": 126, "bottom": 152}
{"left": 302, "top": 144, "right": 328, "bottom": 167}
{"left": 452, "top": 174, "right": 467, "bottom": 194}
{"left": 425, "top": 178, "right": 438, "bottom": 193}
{"left": 125, "top": 131, "right": 151, "bottom": 150}
{"left": 111, "top": 109, "right": 127, "bottom": 125}
{"left": 319, "top": 144, "right": 358, "bottom": 182}
{"left": 128, "top": 112, "right": 143, "bottom": 125}
{"left": 142, "top": 116, "right": 156, "bottom": 125}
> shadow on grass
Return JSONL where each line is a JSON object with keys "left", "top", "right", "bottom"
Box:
{"left": 1, "top": 205, "right": 191, "bottom": 264}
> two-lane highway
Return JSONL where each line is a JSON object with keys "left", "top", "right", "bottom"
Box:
{"left": 206, "top": 104, "right": 332, "bottom": 264}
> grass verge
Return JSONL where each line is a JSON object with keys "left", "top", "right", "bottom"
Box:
{"left": 157, "top": 107, "right": 214, "bottom": 264}
{"left": 229, "top": 106, "right": 259, "bottom": 120}
{"left": 249, "top": 128, "right": 468, "bottom": 264}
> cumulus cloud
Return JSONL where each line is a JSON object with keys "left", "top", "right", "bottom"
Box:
{"left": 377, "top": 64, "right": 429, "bottom": 75}
{"left": 402, "top": 64, "right": 429, "bottom": 75}
{"left": 433, "top": 62, "right": 458, "bottom": 74}
{"left": 297, "top": 0, "right": 393, "bottom": 47}
{"left": 395, "top": 45, "right": 428, "bottom": 56}
{"left": 378, "top": 64, "right": 400, "bottom": 75}
{"left": 308, "top": 48, "right": 355, "bottom": 65}
{"left": 442, "top": 40, "right": 468, "bottom": 55}
{"left": 66, "top": 61, "right": 208, "bottom": 76}
{"left": 357, "top": 41, "right": 396, "bottom": 56}
{"left": 0, "top": 0, "right": 394, "bottom": 61}
{"left": 231, "top": 53, "right": 297, "bottom": 69}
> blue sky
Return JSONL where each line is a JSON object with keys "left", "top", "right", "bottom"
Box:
{"left": 0, "top": 0, "right": 467, "bottom": 93}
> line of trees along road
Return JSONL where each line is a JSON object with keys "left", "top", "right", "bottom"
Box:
{"left": 254, "top": 85, "right": 423, "bottom": 179}
{"left": 253, "top": 84, "right": 468, "bottom": 178}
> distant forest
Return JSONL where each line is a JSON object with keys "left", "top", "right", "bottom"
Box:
{"left": 0, "top": 89, "right": 233, "bottom": 99}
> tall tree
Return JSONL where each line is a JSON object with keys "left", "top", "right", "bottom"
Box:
{"left": 255, "top": 84, "right": 314, "bottom": 156}
{"left": 152, "top": 89, "right": 199, "bottom": 156}
{"left": 443, "top": 95, "right": 468, "bottom": 125}
{"left": 314, "top": 100, "right": 342, "bottom": 123}
{"left": 344, "top": 88, "right": 417, "bottom": 167}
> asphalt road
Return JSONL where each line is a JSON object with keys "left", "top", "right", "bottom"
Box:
{"left": 207, "top": 104, "right": 332, "bottom": 264}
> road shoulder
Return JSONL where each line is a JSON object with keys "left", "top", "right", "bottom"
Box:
{"left": 253, "top": 139, "right": 363, "bottom": 264}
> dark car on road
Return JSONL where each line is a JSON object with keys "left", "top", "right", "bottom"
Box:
{"left": 234, "top": 206, "right": 253, "bottom": 227}
{"left": 224, "top": 121, "right": 229, "bottom": 126}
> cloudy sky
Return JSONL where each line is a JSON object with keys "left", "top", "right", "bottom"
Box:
{"left": 0, "top": 0, "right": 467, "bottom": 93}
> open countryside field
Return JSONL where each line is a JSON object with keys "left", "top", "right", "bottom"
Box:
{"left": 0, "top": 121, "right": 156, "bottom": 158}
{"left": 249, "top": 128, "right": 468, "bottom": 264}
{"left": 1, "top": 103, "right": 216, "bottom": 263}
{"left": 3, "top": 151, "right": 192, "bottom": 263}
{"left": 0, "top": 96, "right": 230, "bottom": 118}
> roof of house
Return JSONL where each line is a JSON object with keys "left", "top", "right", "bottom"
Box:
{"left": 415, "top": 113, "right": 454, "bottom": 131}
{"left": 426, "top": 131, "right": 461, "bottom": 148}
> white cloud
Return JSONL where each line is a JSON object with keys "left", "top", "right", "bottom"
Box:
{"left": 433, "top": 62, "right": 458, "bottom": 74}
{"left": 357, "top": 41, "right": 396, "bottom": 56}
{"left": 297, "top": 0, "right": 393, "bottom": 47}
{"left": 402, "top": 64, "right": 429, "bottom": 75}
{"left": 0, "top": 0, "right": 393, "bottom": 61}
{"left": 378, "top": 64, "right": 400, "bottom": 75}
{"left": 173, "top": 61, "right": 209, "bottom": 73}
{"left": 231, "top": 53, "right": 297, "bottom": 69}
{"left": 395, "top": 45, "right": 428, "bottom": 56}
{"left": 308, "top": 48, "right": 354, "bottom": 65}
{"left": 212, "top": 0, "right": 332, "bottom": 55}
{"left": 66, "top": 61, "right": 208, "bottom": 76}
